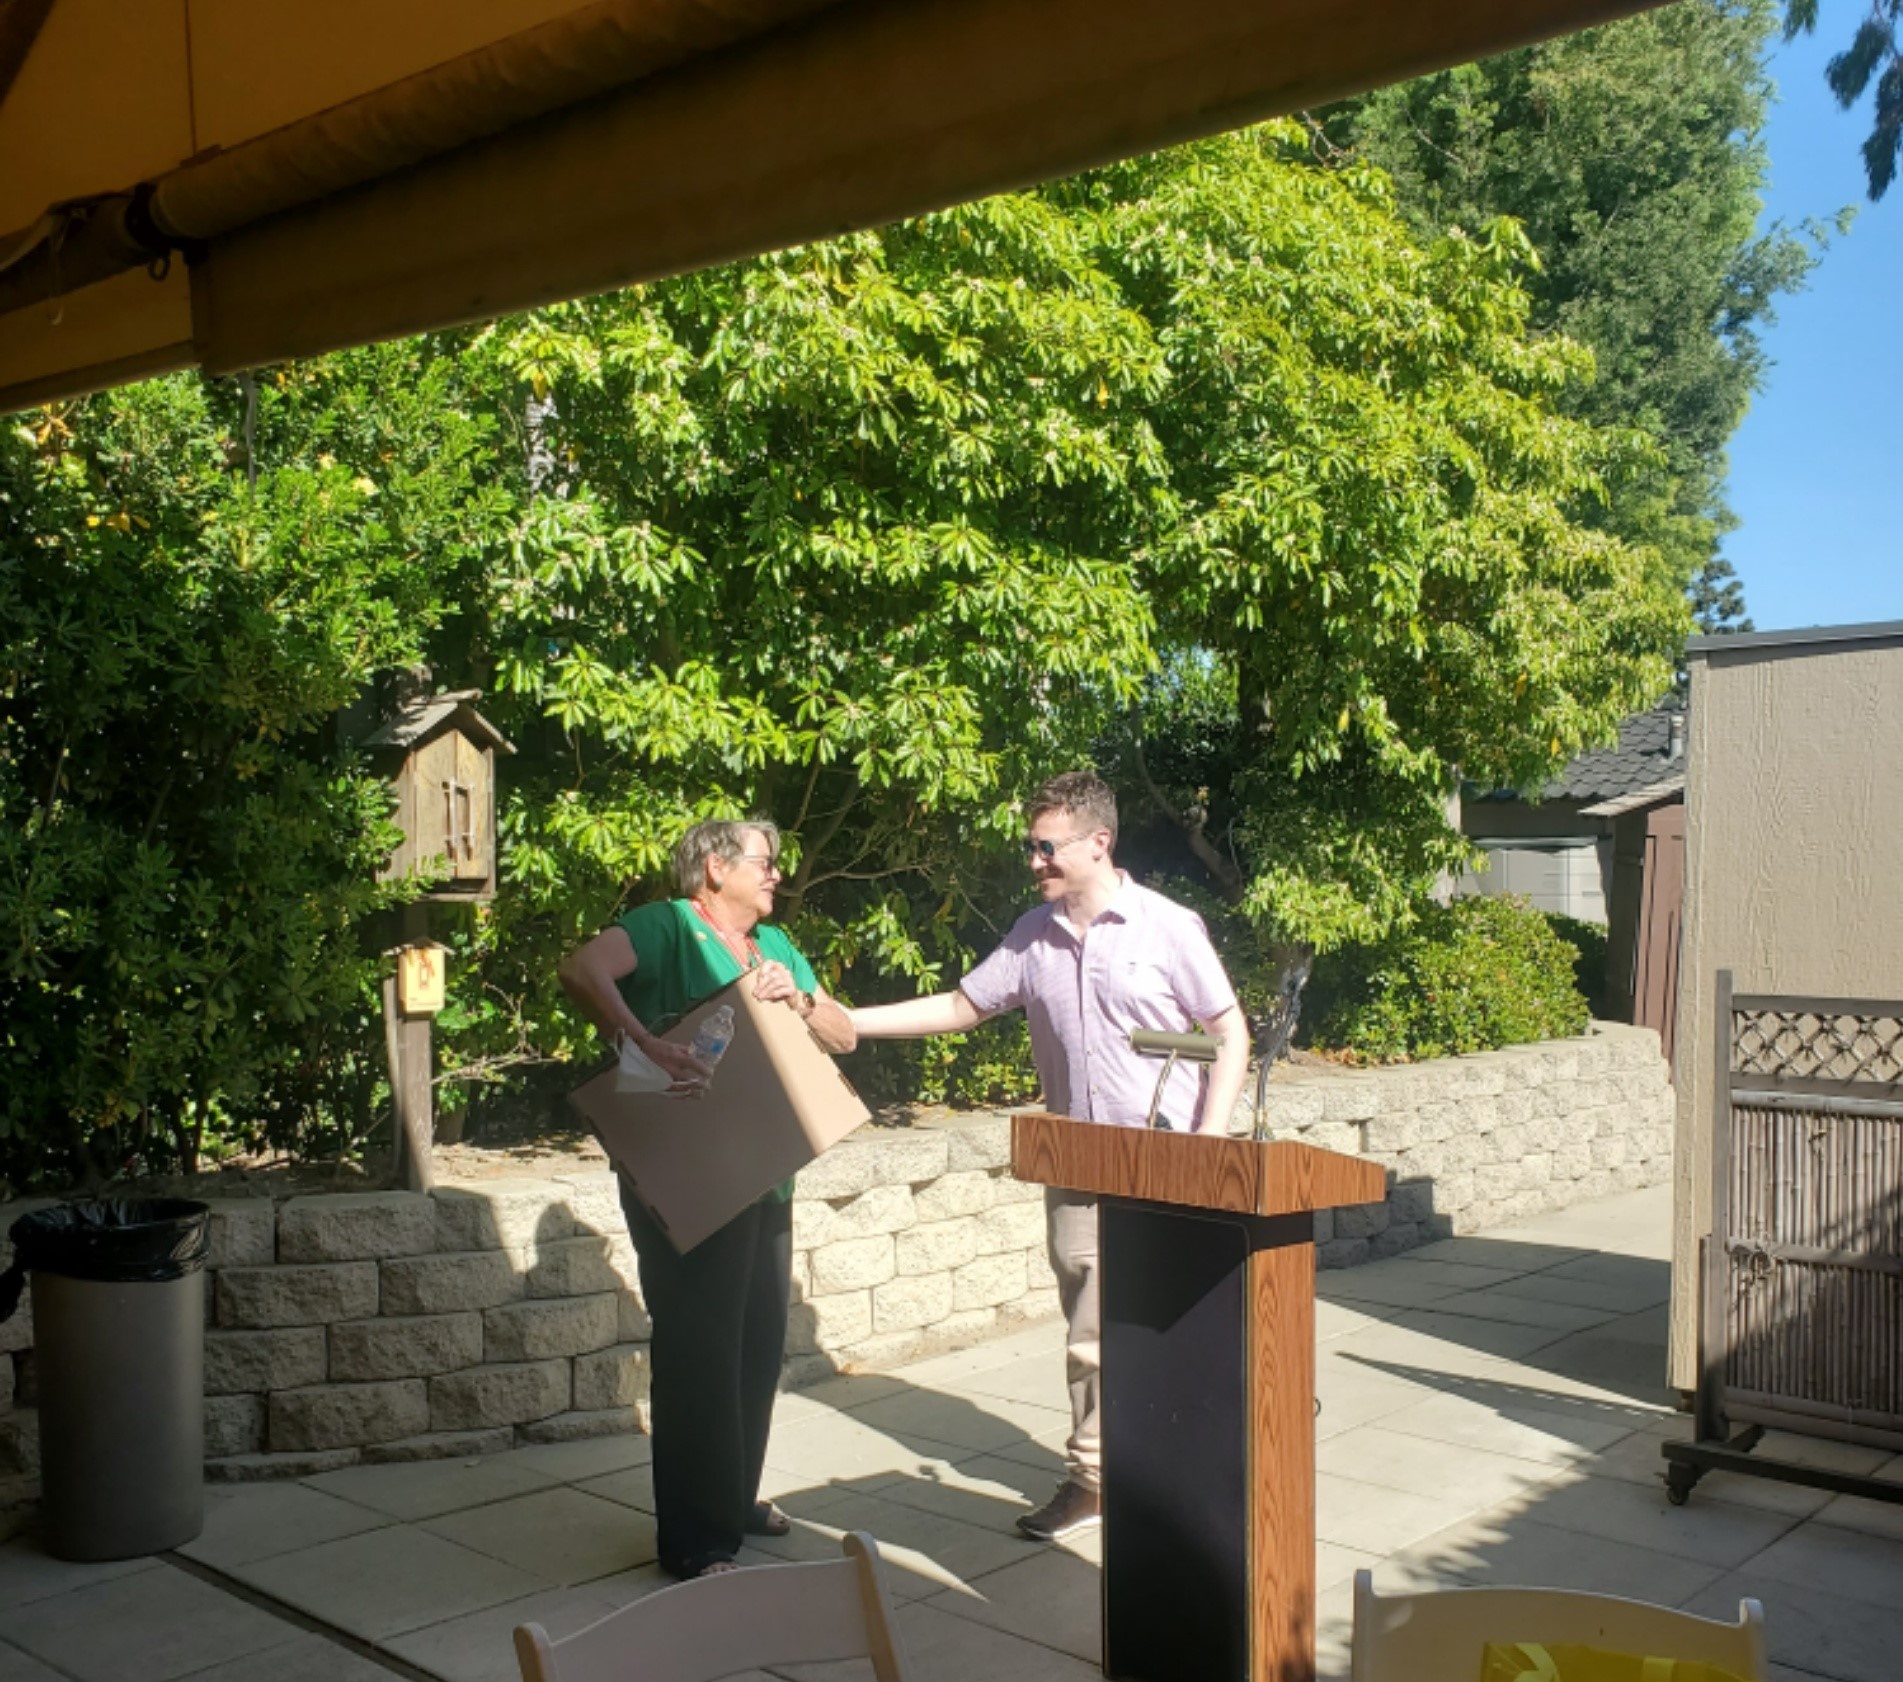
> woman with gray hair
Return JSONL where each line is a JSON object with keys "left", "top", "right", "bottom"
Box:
{"left": 559, "top": 819, "right": 854, "bottom": 1578}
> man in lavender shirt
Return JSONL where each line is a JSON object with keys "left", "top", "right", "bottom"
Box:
{"left": 847, "top": 772, "right": 1248, "bottom": 1542}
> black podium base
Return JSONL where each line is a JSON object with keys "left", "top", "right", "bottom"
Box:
{"left": 1100, "top": 1198, "right": 1312, "bottom": 1682}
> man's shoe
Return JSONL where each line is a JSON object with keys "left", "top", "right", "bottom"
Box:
{"left": 1016, "top": 1480, "right": 1102, "bottom": 1542}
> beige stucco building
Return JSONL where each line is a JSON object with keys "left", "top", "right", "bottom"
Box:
{"left": 1668, "top": 620, "right": 1903, "bottom": 1388}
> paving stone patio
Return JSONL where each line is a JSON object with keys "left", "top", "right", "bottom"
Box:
{"left": 3, "top": 1183, "right": 1899, "bottom": 1682}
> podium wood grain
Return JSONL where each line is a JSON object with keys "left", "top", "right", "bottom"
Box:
{"left": 1012, "top": 1111, "right": 1383, "bottom": 1682}
{"left": 1010, "top": 1111, "right": 1386, "bottom": 1216}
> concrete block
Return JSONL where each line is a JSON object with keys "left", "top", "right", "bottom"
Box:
{"left": 484, "top": 1294, "right": 617, "bottom": 1362}
{"left": 363, "top": 1428, "right": 515, "bottom": 1464}
{"left": 873, "top": 1273, "right": 955, "bottom": 1334}
{"left": 434, "top": 1179, "right": 574, "bottom": 1253}
{"left": 551, "top": 1172, "right": 625, "bottom": 1236}
{"left": 974, "top": 1200, "right": 1046, "bottom": 1255}
{"left": 910, "top": 1171, "right": 997, "bottom": 1223}
{"left": 1025, "top": 1248, "right": 1057, "bottom": 1291}
{"left": 429, "top": 1360, "right": 570, "bottom": 1431}
{"left": 951, "top": 1252, "right": 1026, "bottom": 1312}
{"left": 1255, "top": 1084, "right": 1326, "bottom": 1130}
{"left": 205, "top": 1395, "right": 266, "bottom": 1458}
{"left": 1319, "top": 1079, "right": 1382, "bottom": 1124}
{"left": 524, "top": 1235, "right": 626, "bottom": 1300}
{"left": 1590, "top": 1135, "right": 1629, "bottom": 1169}
{"left": 1316, "top": 1238, "right": 1370, "bottom": 1270}
{"left": 217, "top": 1262, "right": 378, "bottom": 1329}
{"left": 204, "top": 1327, "right": 328, "bottom": 1395}
{"left": 381, "top": 1249, "right": 525, "bottom": 1316}
{"left": 1475, "top": 1162, "right": 1523, "bottom": 1201}
{"left": 1369, "top": 1223, "right": 1422, "bottom": 1260}
{"left": 986, "top": 1172, "right": 1045, "bottom": 1205}
{"left": 1311, "top": 1210, "right": 1334, "bottom": 1244}
{"left": 200, "top": 1199, "right": 277, "bottom": 1269}
{"left": 573, "top": 1343, "right": 650, "bottom": 1412}
{"left": 794, "top": 1185, "right": 916, "bottom": 1249}
{"left": 1554, "top": 1143, "right": 1594, "bottom": 1181}
{"left": 1362, "top": 1116, "right": 1417, "bottom": 1155}
{"left": 330, "top": 1312, "right": 482, "bottom": 1381}
{"left": 809, "top": 1235, "right": 895, "bottom": 1295}
{"left": 1487, "top": 1124, "right": 1530, "bottom": 1163}
{"left": 1302, "top": 1122, "right": 1366, "bottom": 1157}
{"left": 616, "top": 1289, "right": 652, "bottom": 1343}
{"left": 1389, "top": 1181, "right": 1437, "bottom": 1225}
{"left": 518, "top": 1408, "right": 644, "bottom": 1444}
{"left": 796, "top": 1132, "right": 949, "bottom": 1200}
{"left": 942, "top": 1120, "right": 1013, "bottom": 1172}
{"left": 1003, "top": 1288, "right": 1062, "bottom": 1325}
{"left": 279, "top": 1193, "right": 435, "bottom": 1264}
{"left": 270, "top": 1380, "right": 428, "bottom": 1451}
{"left": 206, "top": 1448, "right": 361, "bottom": 1482}
{"left": 1436, "top": 1171, "right": 1477, "bottom": 1212}
{"left": 895, "top": 1218, "right": 981, "bottom": 1277}
{"left": 786, "top": 1290, "right": 872, "bottom": 1354}
{"left": 1334, "top": 1202, "right": 1391, "bottom": 1240}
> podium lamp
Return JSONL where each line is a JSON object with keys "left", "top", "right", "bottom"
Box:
{"left": 1011, "top": 1029, "right": 1387, "bottom": 1682}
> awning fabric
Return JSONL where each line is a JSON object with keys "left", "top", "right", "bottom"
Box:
{"left": 0, "top": 0, "right": 1659, "bottom": 413}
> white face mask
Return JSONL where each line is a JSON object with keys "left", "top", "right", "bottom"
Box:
{"left": 613, "top": 1033, "right": 673, "bottom": 1094}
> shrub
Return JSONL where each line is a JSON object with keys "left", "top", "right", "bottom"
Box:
{"left": 1543, "top": 911, "right": 1609, "bottom": 1017}
{"left": 1304, "top": 895, "right": 1590, "bottom": 1063}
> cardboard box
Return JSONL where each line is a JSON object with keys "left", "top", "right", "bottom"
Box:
{"left": 569, "top": 977, "right": 870, "bottom": 1252}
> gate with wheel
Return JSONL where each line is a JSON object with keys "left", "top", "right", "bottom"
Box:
{"left": 1665, "top": 973, "right": 1903, "bottom": 1507}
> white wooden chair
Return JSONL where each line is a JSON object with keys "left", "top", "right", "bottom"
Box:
{"left": 514, "top": 1532, "right": 912, "bottom": 1682}
{"left": 1351, "top": 1570, "right": 1766, "bottom": 1682}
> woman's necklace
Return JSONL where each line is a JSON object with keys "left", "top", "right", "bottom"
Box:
{"left": 690, "top": 897, "right": 762, "bottom": 970}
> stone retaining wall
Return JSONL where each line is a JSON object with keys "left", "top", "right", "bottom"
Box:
{"left": 0, "top": 1022, "right": 1670, "bottom": 1480}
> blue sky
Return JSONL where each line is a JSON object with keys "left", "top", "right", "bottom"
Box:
{"left": 1719, "top": 24, "right": 1901, "bottom": 632}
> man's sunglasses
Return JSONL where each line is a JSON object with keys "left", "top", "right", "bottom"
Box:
{"left": 1023, "top": 833, "right": 1090, "bottom": 861}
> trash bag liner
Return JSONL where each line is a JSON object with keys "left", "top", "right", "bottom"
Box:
{"left": 0, "top": 1199, "right": 209, "bottom": 1321}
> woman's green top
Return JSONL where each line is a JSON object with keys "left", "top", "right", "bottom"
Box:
{"left": 612, "top": 898, "right": 820, "bottom": 1205}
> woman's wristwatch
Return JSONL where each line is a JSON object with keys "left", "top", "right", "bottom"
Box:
{"left": 795, "top": 989, "right": 817, "bottom": 1019}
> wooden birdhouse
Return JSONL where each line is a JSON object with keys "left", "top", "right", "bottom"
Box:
{"left": 364, "top": 688, "right": 513, "bottom": 901}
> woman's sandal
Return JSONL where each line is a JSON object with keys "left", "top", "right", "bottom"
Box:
{"left": 675, "top": 1553, "right": 743, "bottom": 1579}
{"left": 744, "top": 1500, "right": 792, "bottom": 1538}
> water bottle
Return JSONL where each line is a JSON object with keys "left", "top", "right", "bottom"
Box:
{"left": 688, "top": 1005, "right": 736, "bottom": 1082}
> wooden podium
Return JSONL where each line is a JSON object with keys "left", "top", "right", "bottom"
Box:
{"left": 1011, "top": 1111, "right": 1387, "bottom": 1682}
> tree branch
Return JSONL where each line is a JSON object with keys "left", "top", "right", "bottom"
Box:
{"left": 1131, "top": 726, "right": 1245, "bottom": 903}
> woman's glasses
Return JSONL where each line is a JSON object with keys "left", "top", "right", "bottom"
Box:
{"left": 739, "top": 853, "right": 782, "bottom": 879}
{"left": 1023, "top": 833, "right": 1089, "bottom": 861}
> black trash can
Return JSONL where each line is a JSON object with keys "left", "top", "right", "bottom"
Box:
{"left": 1, "top": 1199, "right": 210, "bottom": 1560}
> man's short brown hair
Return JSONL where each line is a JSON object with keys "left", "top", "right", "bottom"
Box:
{"left": 1027, "top": 771, "right": 1118, "bottom": 848}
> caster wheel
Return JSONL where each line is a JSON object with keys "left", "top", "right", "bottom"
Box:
{"left": 1666, "top": 1482, "right": 1690, "bottom": 1507}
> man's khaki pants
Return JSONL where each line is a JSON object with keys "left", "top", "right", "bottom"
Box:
{"left": 1045, "top": 1188, "right": 1101, "bottom": 1492}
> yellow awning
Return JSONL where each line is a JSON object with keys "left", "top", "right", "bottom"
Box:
{"left": 0, "top": 0, "right": 1659, "bottom": 412}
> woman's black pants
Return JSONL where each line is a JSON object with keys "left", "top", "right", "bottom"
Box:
{"left": 618, "top": 1178, "right": 792, "bottom": 1575}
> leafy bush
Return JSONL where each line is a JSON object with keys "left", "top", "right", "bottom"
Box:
{"left": 1542, "top": 911, "right": 1608, "bottom": 1017}
{"left": 1304, "top": 895, "right": 1590, "bottom": 1063}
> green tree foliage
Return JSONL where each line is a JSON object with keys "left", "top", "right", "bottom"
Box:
{"left": 1788, "top": 0, "right": 1903, "bottom": 197}
{"left": 2, "top": 124, "right": 1686, "bottom": 1185}
{"left": 1325, "top": 1, "right": 1826, "bottom": 627}
{"left": 1305, "top": 895, "right": 1591, "bottom": 1063}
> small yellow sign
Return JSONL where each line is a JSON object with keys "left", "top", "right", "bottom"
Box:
{"left": 397, "top": 944, "right": 447, "bottom": 1015}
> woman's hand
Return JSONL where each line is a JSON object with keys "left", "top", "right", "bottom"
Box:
{"left": 751, "top": 960, "right": 802, "bottom": 1008}
{"left": 622, "top": 1029, "right": 714, "bottom": 1098}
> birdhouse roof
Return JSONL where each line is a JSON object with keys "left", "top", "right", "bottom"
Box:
{"left": 362, "top": 690, "right": 514, "bottom": 753}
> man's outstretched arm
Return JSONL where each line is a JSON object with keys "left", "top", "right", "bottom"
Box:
{"left": 847, "top": 989, "right": 987, "bottom": 1039}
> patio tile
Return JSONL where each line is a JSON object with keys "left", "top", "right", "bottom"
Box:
{"left": 1593, "top": 1421, "right": 1840, "bottom": 1518}
{"left": 1519, "top": 1328, "right": 1676, "bottom": 1407}
{"left": 383, "top": 1582, "right": 628, "bottom": 1682}
{"left": 1317, "top": 1426, "right": 1562, "bottom": 1509}
{"left": 179, "top": 1481, "right": 390, "bottom": 1570}
{"left": 1334, "top": 1308, "right": 1570, "bottom": 1367}
{"left": 1403, "top": 1238, "right": 1590, "bottom": 1273}
{"left": 1314, "top": 1298, "right": 1409, "bottom": 1341}
{"left": 1483, "top": 1270, "right": 1671, "bottom": 1315}
{"left": 1321, "top": 1258, "right": 1530, "bottom": 1308}
{"left": 1684, "top": 1571, "right": 1903, "bottom": 1682}
{"left": 778, "top": 1372, "right": 909, "bottom": 1417}
{"left": 785, "top": 1597, "right": 1101, "bottom": 1682}
{"left": 862, "top": 1455, "right": 1040, "bottom": 1531}
{"left": 0, "top": 1561, "right": 297, "bottom": 1682}
{"left": 232, "top": 1524, "right": 549, "bottom": 1640}
{"left": 1316, "top": 1471, "right": 1500, "bottom": 1555}
{"left": 1812, "top": 1486, "right": 1903, "bottom": 1544}
{"left": 0, "top": 1640, "right": 66, "bottom": 1682}
{"left": 955, "top": 1425, "right": 1068, "bottom": 1482}
{"left": 0, "top": 1541, "right": 158, "bottom": 1610}
{"left": 303, "top": 1452, "right": 559, "bottom": 1522}
{"left": 498, "top": 1432, "right": 652, "bottom": 1483}
{"left": 846, "top": 1389, "right": 1070, "bottom": 1456}
{"left": 1539, "top": 1252, "right": 1672, "bottom": 1291}
{"left": 1507, "top": 1471, "right": 1801, "bottom": 1569}
{"left": 1316, "top": 1541, "right": 1381, "bottom": 1593}
{"left": 1389, "top": 1509, "right": 1725, "bottom": 1605}
{"left": 759, "top": 1489, "right": 1035, "bottom": 1599}
{"left": 423, "top": 1487, "right": 657, "bottom": 1585}
{"left": 924, "top": 1545, "right": 1102, "bottom": 1663}
{"left": 951, "top": 1354, "right": 1072, "bottom": 1410}
{"left": 1432, "top": 1289, "right": 1619, "bottom": 1335}
{"left": 1371, "top": 1389, "right": 1640, "bottom": 1467}
{"left": 761, "top": 1412, "right": 974, "bottom": 1491}
{"left": 185, "top": 1631, "right": 401, "bottom": 1682}
{"left": 1742, "top": 1519, "right": 1903, "bottom": 1609}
